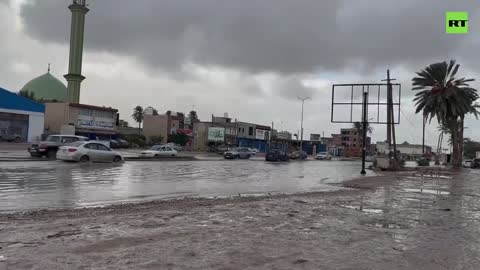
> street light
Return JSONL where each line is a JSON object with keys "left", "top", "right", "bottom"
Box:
{"left": 297, "top": 96, "right": 311, "bottom": 152}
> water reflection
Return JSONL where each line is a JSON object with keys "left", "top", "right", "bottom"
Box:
{"left": 0, "top": 160, "right": 372, "bottom": 212}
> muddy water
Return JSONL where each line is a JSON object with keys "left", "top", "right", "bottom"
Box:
{"left": 0, "top": 160, "right": 373, "bottom": 212}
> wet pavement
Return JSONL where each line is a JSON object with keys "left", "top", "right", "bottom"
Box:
{"left": 0, "top": 160, "right": 373, "bottom": 212}
{"left": 2, "top": 168, "right": 480, "bottom": 269}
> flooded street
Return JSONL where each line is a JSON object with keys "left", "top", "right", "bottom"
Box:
{"left": 0, "top": 160, "right": 372, "bottom": 212}
{"left": 2, "top": 168, "right": 480, "bottom": 269}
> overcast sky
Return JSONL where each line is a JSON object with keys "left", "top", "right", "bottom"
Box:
{"left": 1, "top": 0, "right": 480, "bottom": 148}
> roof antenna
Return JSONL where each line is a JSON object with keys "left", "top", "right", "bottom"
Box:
{"left": 48, "top": 63, "right": 51, "bottom": 73}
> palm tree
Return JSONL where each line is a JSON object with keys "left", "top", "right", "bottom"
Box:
{"left": 132, "top": 106, "right": 144, "bottom": 132}
{"left": 353, "top": 121, "right": 373, "bottom": 135}
{"left": 412, "top": 60, "right": 479, "bottom": 168}
{"left": 189, "top": 110, "right": 199, "bottom": 122}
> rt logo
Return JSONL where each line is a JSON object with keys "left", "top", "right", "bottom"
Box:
{"left": 446, "top": 12, "right": 468, "bottom": 34}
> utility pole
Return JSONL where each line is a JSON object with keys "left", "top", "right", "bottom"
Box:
{"left": 270, "top": 121, "right": 274, "bottom": 152}
{"left": 422, "top": 117, "right": 426, "bottom": 154}
{"left": 361, "top": 92, "right": 369, "bottom": 175}
{"left": 381, "top": 70, "right": 397, "bottom": 160}
{"left": 297, "top": 96, "right": 310, "bottom": 152}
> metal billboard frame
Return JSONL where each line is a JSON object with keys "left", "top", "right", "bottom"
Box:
{"left": 331, "top": 83, "right": 401, "bottom": 124}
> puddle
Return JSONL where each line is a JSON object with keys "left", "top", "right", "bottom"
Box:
{"left": 340, "top": 205, "right": 383, "bottom": 214}
{"left": 404, "top": 188, "right": 450, "bottom": 195}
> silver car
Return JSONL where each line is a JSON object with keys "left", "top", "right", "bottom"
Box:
{"left": 57, "top": 141, "right": 123, "bottom": 163}
{"left": 224, "top": 147, "right": 252, "bottom": 159}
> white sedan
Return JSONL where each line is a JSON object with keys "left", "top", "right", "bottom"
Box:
{"left": 316, "top": 152, "right": 332, "bottom": 160}
{"left": 140, "top": 145, "right": 178, "bottom": 157}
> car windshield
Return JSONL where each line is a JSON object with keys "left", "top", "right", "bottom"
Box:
{"left": 46, "top": 136, "right": 60, "bottom": 142}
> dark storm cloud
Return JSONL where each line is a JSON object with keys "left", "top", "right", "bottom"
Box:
{"left": 275, "top": 77, "right": 318, "bottom": 100}
{"left": 20, "top": 0, "right": 480, "bottom": 75}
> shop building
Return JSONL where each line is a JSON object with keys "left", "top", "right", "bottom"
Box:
{"left": 0, "top": 87, "right": 45, "bottom": 142}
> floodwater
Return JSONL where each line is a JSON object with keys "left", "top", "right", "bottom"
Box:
{"left": 0, "top": 160, "right": 373, "bottom": 212}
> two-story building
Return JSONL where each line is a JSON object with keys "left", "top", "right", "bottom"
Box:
{"left": 44, "top": 102, "right": 118, "bottom": 139}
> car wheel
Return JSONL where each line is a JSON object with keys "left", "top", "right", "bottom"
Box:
{"left": 30, "top": 153, "right": 40, "bottom": 158}
{"left": 113, "top": 156, "right": 122, "bottom": 163}
{"left": 80, "top": 155, "right": 90, "bottom": 163}
{"left": 154, "top": 154, "right": 159, "bottom": 157}
{"left": 47, "top": 149, "right": 57, "bottom": 159}
{"left": 236, "top": 155, "right": 240, "bottom": 159}
{"left": 14, "top": 137, "right": 21, "bottom": 143}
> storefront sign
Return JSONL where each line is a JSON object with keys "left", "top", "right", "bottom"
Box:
{"left": 208, "top": 127, "right": 225, "bottom": 142}
{"left": 77, "top": 119, "right": 114, "bottom": 129}
{"left": 256, "top": 129, "right": 266, "bottom": 140}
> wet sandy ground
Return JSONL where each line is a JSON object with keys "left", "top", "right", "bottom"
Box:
{"left": 1, "top": 169, "right": 480, "bottom": 269}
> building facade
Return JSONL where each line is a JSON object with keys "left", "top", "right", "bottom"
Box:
{"left": 0, "top": 87, "right": 45, "bottom": 142}
{"left": 331, "top": 128, "right": 371, "bottom": 157}
{"left": 191, "top": 114, "right": 273, "bottom": 152}
{"left": 143, "top": 114, "right": 169, "bottom": 144}
{"left": 44, "top": 102, "right": 117, "bottom": 139}
{"left": 310, "top": 134, "right": 321, "bottom": 141}
{"left": 376, "top": 141, "right": 432, "bottom": 160}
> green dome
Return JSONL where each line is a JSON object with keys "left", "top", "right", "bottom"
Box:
{"left": 21, "top": 72, "right": 67, "bottom": 102}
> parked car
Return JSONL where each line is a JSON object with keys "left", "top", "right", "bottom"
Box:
{"left": 289, "top": 151, "right": 307, "bottom": 160}
{"left": 109, "top": 139, "right": 120, "bottom": 149}
{"left": 140, "top": 145, "right": 178, "bottom": 157}
{"left": 0, "top": 131, "right": 22, "bottom": 142}
{"left": 165, "top": 143, "right": 183, "bottom": 151}
{"left": 463, "top": 159, "right": 473, "bottom": 168}
{"left": 470, "top": 159, "right": 480, "bottom": 169}
{"left": 215, "top": 145, "right": 230, "bottom": 155}
{"left": 224, "top": 147, "right": 252, "bottom": 159}
{"left": 117, "top": 139, "right": 129, "bottom": 148}
{"left": 316, "top": 152, "right": 332, "bottom": 160}
{"left": 266, "top": 149, "right": 289, "bottom": 162}
{"left": 28, "top": 135, "right": 89, "bottom": 158}
{"left": 57, "top": 141, "right": 123, "bottom": 163}
{"left": 247, "top": 148, "right": 258, "bottom": 156}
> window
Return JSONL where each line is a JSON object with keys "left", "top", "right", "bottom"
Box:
{"left": 97, "top": 144, "right": 111, "bottom": 151}
{"left": 84, "top": 143, "right": 97, "bottom": 150}
{"left": 165, "top": 147, "right": 173, "bottom": 151}
{"left": 353, "top": 138, "right": 356, "bottom": 142}
{"left": 94, "top": 110, "right": 114, "bottom": 119}
{"left": 46, "top": 136, "right": 61, "bottom": 142}
{"left": 248, "top": 127, "right": 254, "bottom": 136}
{"left": 61, "top": 136, "right": 78, "bottom": 143}
{"left": 79, "top": 109, "right": 92, "bottom": 117}
{"left": 353, "top": 144, "right": 356, "bottom": 147}
{"left": 238, "top": 128, "right": 241, "bottom": 132}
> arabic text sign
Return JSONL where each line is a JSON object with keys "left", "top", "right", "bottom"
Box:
{"left": 256, "top": 129, "right": 266, "bottom": 140}
{"left": 77, "top": 119, "right": 115, "bottom": 130}
{"left": 208, "top": 127, "right": 225, "bottom": 142}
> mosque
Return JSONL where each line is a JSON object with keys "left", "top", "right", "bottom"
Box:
{"left": 1, "top": 0, "right": 118, "bottom": 142}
